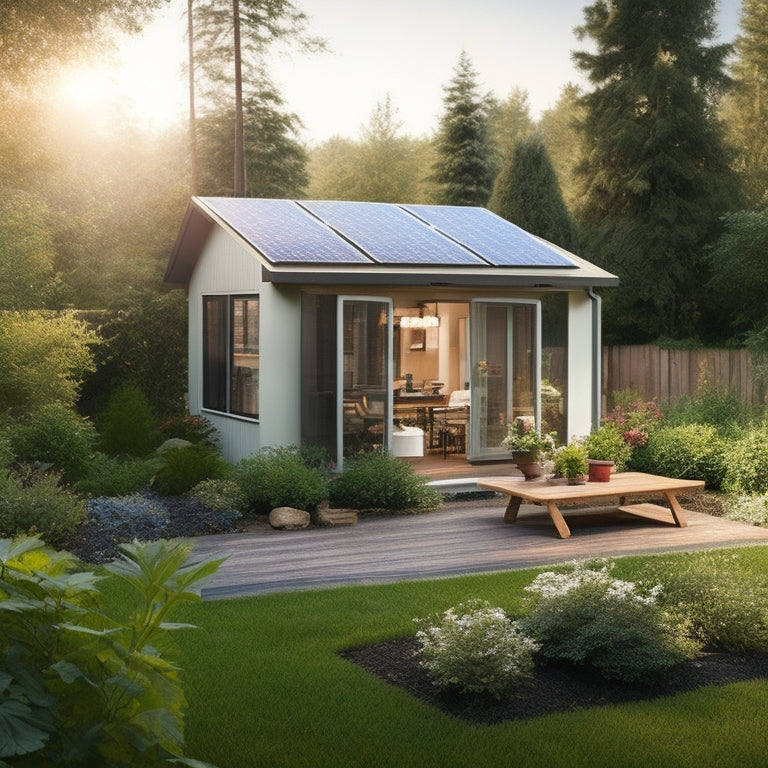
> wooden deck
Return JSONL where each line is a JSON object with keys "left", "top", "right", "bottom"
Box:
{"left": 191, "top": 492, "right": 768, "bottom": 600}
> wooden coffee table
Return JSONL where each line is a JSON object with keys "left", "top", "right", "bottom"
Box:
{"left": 478, "top": 472, "right": 705, "bottom": 539}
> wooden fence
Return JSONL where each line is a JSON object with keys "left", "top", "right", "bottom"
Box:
{"left": 602, "top": 345, "right": 764, "bottom": 407}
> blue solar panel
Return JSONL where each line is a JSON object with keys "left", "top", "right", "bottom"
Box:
{"left": 401, "top": 205, "right": 577, "bottom": 268}
{"left": 199, "top": 197, "right": 372, "bottom": 264}
{"left": 300, "top": 200, "right": 485, "bottom": 266}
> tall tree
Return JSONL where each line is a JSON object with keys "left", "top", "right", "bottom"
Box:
{"left": 0, "top": 0, "right": 165, "bottom": 85}
{"left": 489, "top": 133, "right": 576, "bottom": 251}
{"left": 490, "top": 87, "right": 535, "bottom": 164}
{"left": 431, "top": 51, "right": 498, "bottom": 206}
{"left": 191, "top": 0, "right": 323, "bottom": 196}
{"left": 722, "top": 0, "right": 768, "bottom": 209}
{"left": 538, "top": 83, "right": 585, "bottom": 213}
{"left": 574, "top": 0, "right": 740, "bottom": 343}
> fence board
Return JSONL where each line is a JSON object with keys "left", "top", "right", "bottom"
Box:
{"left": 602, "top": 345, "right": 762, "bottom": 407}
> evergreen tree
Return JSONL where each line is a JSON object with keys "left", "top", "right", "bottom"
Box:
{"left": 723, "top": 0, "right": 768, "bottom": 209}
{"left": 574, "top": 0, "right": 740, "bottom": 343}
{"left": 489, "top": 133, "right": 576, "bottom": 251}
{"left": 432, "top": 51, "right": 498, "bottom": 206}
{"left": 490, "top": 87, "right": 535, "bottom": 164}
{"left": 538, "top": 83, "right": 585, "bottom": 212}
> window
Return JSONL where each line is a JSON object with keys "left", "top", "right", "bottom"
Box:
{"left": 202, "top": 295, "right": 259, "bottom": 418}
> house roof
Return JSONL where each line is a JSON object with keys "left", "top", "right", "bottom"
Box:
{"left": 164, "top": 197, "right": 619, "bottom": 289}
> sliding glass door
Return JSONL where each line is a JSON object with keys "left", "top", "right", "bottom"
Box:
{"left": 338, "top": 297, "right": 393, "bottom": 468}
{"left": 469, "top": 300, "right": 540, "bottom": 460}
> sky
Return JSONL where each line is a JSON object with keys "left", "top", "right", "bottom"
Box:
{"left": 71, "top": 0, "right": 743, "bottom": 144}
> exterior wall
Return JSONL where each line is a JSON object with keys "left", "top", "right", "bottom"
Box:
{"left": 186, "top": 231, "right": 602, "bottom": 462}
{"left": 566, "top": 290, "right": 598, "bottom": 439}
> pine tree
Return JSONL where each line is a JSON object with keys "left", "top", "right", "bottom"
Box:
{"left": 574, "top": 0, "right": 740, "bottom": 343}
{"left": 489, "top": 133, "right": 576, "bottom": 251}
{"left": 432, "top": 51, "right": 498, "bottom": 206}
{"left": 723, "top": 0, "right": 768, "bottom": 209}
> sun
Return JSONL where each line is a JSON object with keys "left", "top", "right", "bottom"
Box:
{"left": 53, "top": 10, "right": 188, "bottom": 133}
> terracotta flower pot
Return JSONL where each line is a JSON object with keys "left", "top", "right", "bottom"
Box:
{"left": 588, "top": 459, "right": 615, "bottom": 482}
{"left": 511, "top": 452, "right": 542, "bottom": 481}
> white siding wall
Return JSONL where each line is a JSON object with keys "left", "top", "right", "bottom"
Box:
{"left": 567, "top": 290, "right": 597, "bottom": 439}
{"left": 187, "top": 228, "right": 301, "bottom": 463}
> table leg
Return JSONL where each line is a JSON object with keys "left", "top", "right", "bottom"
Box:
{"left": 504, "top": 495, "right": 522, "bottom": 523}
{"left": 663, "top": 492, "right": 688, "bottom": 528}
{"left": 546, "top": 501, "right": 572, "bottom": 539}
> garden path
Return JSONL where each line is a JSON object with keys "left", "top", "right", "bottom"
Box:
{"left": 190, "top": 495, "right": 768, "bottom": 600}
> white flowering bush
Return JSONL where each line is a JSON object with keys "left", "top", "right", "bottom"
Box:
{"left": 726, "top": 494, "right": 768, "bottom": 527}
{"left": 414, "top": 599, "right": 538, "bottom": 699}
{"left": 521, "top": 560, "right": 699, "bottom": 684}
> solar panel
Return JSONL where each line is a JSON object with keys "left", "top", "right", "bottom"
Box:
{"left": 300, "top": 200, "right": 485, "bottom": 266}
{"left": 199, "top": 198, "right": 372, "bottom": 264}
{"left": 401, "top": 205, "right": 577, "bottom": 268}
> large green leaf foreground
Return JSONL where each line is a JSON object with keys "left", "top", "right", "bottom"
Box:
{"left": 0, "top": 536, "right": 224, "bottom": 767}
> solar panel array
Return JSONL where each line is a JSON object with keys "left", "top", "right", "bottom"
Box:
{"left": 199, "top": 197, "right": 371, "bottom": 264}
{"left": 402, "top": 204, "right": 575, "bottom": 268}
{"left": 199, "top": 197, "right": 577, "bottom": 269}
{"left": 300, "top": 200, "right": 482, "bottom": 265}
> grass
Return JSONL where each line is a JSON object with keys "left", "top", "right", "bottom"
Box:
{"left": 109, "top": 546, "right": 768, "bottom": 768}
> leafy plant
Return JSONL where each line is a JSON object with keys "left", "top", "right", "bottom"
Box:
{"left": 158, "top": 414, "right": 220, "bottom": 446}
{"left": 414, "top": 599, "right": 538, "bottom": 699}
{"left": 501, "top": 418, "right": 557, "bottom": 460}
{"left": 74, "top": 451, "right": 156, "bottom": 497}
{"left": 641, "top": 551, "right": 768, "bottom": 654}
{"left": 583, "top": 424, "right": 632, "bottom": 469}
{"left": 631, "top": 423, "right": 726, "bottom": 488}
{"left": 97, "top": 381, "right": 160, "bottom": 457}
{"left": 604, "top": 391, "right": 664, "bottom": 448}
{"left": 521, "top": 560, "right": 699, "bottom": 684}
{"left": 9, "top": 403, "right": 97, "bottom": 482}
{"left": 721, "top": 424, "right": 768, "bottom": 494}
{"left": 0, "top": 535, "right": 222, "bottom": 766}
{"left": 152, "top": 443, "right": 230, "bottom": 497}
{"left": 329, "top": 448, "right": 441, "bottom": 512}
{"left": 189, "top": 478, "right": 246, "bottom": 513}
{"left": 0, "top": 468, "right": 86, "bottom": 549}
{"left": 552, "top": 442, "right": 589, "bottom": 479}
{"left": 235, "top": 446, "right": 330, "bottom": 515}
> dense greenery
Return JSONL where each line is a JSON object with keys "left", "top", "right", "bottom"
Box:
{"left": 0, "top": 536, "right": 221, "bottom": 766}
{"left": 573, "top": 0, "right": 741, "bottom": 343}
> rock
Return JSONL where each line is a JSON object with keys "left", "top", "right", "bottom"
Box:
{"left": 157, "top": 438, "right": 194, "bottom": 452}
{"left": 317, "top": 506, "right": 359, "bottom": 527}
{"left": 269, "top": 507, "right": 310, "bottom": 530}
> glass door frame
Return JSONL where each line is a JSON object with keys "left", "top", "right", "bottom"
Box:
{"left": 468, "top": 298, "right": 541, "bottom": 461}
{"left": 336, "top": 295, "right": 394, "bottom": 471}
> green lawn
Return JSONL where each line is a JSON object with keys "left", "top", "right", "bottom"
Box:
{"left": 164, "top": 547, "right": 768, "bottom": 768}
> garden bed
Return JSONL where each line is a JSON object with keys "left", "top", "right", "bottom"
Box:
{"left": 343, "top": 637, "right": 768, "bottom": 725}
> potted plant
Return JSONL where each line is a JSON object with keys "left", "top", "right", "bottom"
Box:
{"left": 553, "top": 442, "right": 589, "bottom": 484}
{"left": 502, "top": 418, "right": 557, "bottom": 480}
{"left": 583, "top": 424, "right": 632, "bottom": 481}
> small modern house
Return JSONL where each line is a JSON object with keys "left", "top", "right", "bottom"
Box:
{"left": 164, "top": 197, "right": 618, "bottom": 466}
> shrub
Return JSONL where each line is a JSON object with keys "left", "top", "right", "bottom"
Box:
{"left": 630, "top": 423, "right": 726, "bottom": 488}
{"left": 235, "top": 446, "right": 330, "bottom": 515}
{"left": 583, "top": 423, "right": 632, "bottom": 470}
{"left": 158, "top": 414, "right": 219, "bottom": 445}
{"left": 0, "top": 536, "right": 222, "bottom": 766}
{"left": 604, "top": 391, "right": 664, "bottom": 448}
{"left": 0, "top": 468, "right": 86, "bottom": 549}
{"left": 0, "top": 310, "right": 96, "bottom": 415}
{"left": 329, "top": 448, "right": 442, "bottom": 512}
{"left": 722, "top": 424, "right": 768, "bottom": 494}
{"left": 74, "top": 451, "right": 155, "bottom": 497}
{"left": 521, "top": 560, "right": 699, "bottom": 684}
{"left": 726, "top": 494, "right": 768, "bottom": 527}
{"left": 643, "top": 552, "right": 768, "bottom": 654}
{"left": 9, "top": 403, "right": 97, "bottom": 482}
{"left": 97, "top": 381, "right": 160, "bottom": 457}
{"left": 189, "top": 477, "right": 247, "bottom": 512}
{"left": 152, "top": 442, "right": 230, "bottom": 496}
{"left": 663, "top": 387, "right": 756, "bottom": 437}
{"left": 415, "top": 599, "right": 538, "bottom": 699}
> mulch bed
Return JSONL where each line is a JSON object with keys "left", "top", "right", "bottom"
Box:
{"left": 342, "top": 637, "right": 768, "bottom": 725}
